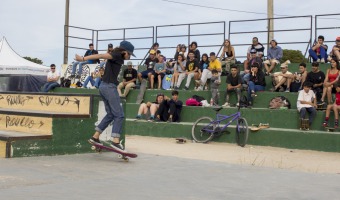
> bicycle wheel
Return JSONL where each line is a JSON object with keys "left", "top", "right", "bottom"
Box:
{"left": 236, "top": 117, "right": 249, "bottom": 147}
{"left": 192, "top": 116, "right": 215, "bottom": 143}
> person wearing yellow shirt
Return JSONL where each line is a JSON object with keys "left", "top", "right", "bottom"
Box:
{"left": 195, "top": 52, "right": 221, "bottom": 91}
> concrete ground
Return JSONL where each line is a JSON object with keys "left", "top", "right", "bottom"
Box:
{"left": 1, "top": 136, "right": 340, "bottom": 200}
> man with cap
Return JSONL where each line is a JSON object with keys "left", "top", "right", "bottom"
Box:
{"left": 264, "top": 39, "right": 283, "bottom": 75}
{"left": 117, "top": 61, "right": 137, "bottom": 97}
{"left": 75, "top": 40, "right": 135, "bottom": 151}
{"left": 99, "top": 43, "right": 114, "bottom": 68}
{"left": 329, "top": 36, "right": 340, "bottom": 62}
{"left": 271, "top": 60, "right": 293, "bottom": 92}
{"left": 70, "top": 43, "right": 99, "bottom": 79}
{"left": 145, "top": 49, "right": 159, "bottom": 66}
{"left": 309, "top": 35, "right": 328, "bottom": 63}
{"left": 306, "top": 62, "right": 325, "bottom": 103}
{"left": 243, "top": 37, "right": 265, "bottom": 71}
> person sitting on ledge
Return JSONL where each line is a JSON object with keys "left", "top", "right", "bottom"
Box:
{"left": 83, "top": 67, "right": 104, "bottom": 89}
{"left": 135, "top": 93, "right": 164, "bottom": 121}
{"left": 117, "top": 61, "right": 137, "bottom": 97}
{"left": 154, "top": 90, "right": 183, "bottom": 123}
{"left": 41, "top": 64, "right": 60, "bottom": 92}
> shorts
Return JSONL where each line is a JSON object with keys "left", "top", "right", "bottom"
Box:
{"left": 263, "top": 59, "right": 280, "bottom": 65}
{"left": 141, "top": 70, "right": 155, "bottom": 79}
{"left": 154, "top": 73, "right": 165, "bottom": 81}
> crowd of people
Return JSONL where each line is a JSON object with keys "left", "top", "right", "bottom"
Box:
{"left": 40, "top": 35, "right": 340, "bottom": 129}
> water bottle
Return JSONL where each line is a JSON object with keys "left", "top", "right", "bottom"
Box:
{"left": 210, "top": 98, "right": 214, "bottom": 106}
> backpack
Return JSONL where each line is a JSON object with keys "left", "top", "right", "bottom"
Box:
{"left": 239, "top": 95, "right": 249, "bottom": 108}
{"left": 269, "top": 96, "right": 291, "bottom": 109}
{"left": 186, "top": 98, "right": 202, "bottom": 106}
{"left": 192, "top": 95, "right": 205, "bottom": 102}
{"left": 60, "top": 78, "right": 71, "bottom": 88}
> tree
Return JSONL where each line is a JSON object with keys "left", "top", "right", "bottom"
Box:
{"left": 23, "top": 56, "right": 43, "bottom": 65}
{"left": 281, "top": 49, "right": 308, "bottom": 63}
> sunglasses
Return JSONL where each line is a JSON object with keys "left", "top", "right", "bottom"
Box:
{"left": 51, "top": 68, "right": 55, "bottom": 69}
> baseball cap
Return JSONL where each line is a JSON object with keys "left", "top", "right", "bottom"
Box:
{"left": 127, "top": 61, "right": 133, "bottom": 65}
{"left": 250, "top": 49, "right": 257, "bottom": 54}
{"left": 119, "top": 41, "right": 135, "bottom": 57}
{"left": 149, "top": 49, "right": 156, "bottom": 54}
{"left": 336, "top": 36, "right": 340, "bottom": 42}
{"left": 108, "top": 43, "right": 113, "bottom": 48}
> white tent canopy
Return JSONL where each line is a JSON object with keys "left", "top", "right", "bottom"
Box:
{"left": 0, "top": 37, "right": 49, "bottom": 76}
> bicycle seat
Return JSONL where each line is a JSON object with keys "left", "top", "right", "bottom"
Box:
{"left": 212, "top": 106, "right": 223, "bottom": 112}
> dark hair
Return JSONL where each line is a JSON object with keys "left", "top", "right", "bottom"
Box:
{"left": 191, "top": 41, "right": 197, "bottom": 47}
{"left": 89, "top": 43, "right": 94, "bottom": 46}
{"left": 50, "top": 64, "right": 56, "bottom": 67}
{"left": 153, "top": 42, "right": 159, "bottom": 47}
{"left": 211, "top": 69, "right": 218, "bottom": 74}
{"left": 303, "top": 81, "right": 313, "bottom": 88}
{"left": 156, "top": 50, "right": 161, "bottom": 54}
{"left": 312, "top": 62, "right": 319, "bottom": 67}
{"left": 230, "top": 64, "right": 238, "bottom": 70}
{"left": 251, "top": 62, "right": 260, "bottom": 68}
{"left": 331, "top": 57, "right": 340, "bottom": 70}
{"left": 177, "top": 54, "right": 184, "bottom": 60}
{"left": 318, "top": 35, "right": 325, "bottom": 41}
{"left": 253, "top": 37, "right": 258, "bottom": 41}
{"left": 156, "top": 93, "right": 164, "bottom": 101}
{"left": 210, "top": 52, "right": 216, "bottom": 56}
{"left": 172, "top": 90, "right": 179, "bottom": 96}
{"left": 299, "top": 63, "right": 306, "bottom": 68}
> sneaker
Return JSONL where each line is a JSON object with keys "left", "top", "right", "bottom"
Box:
{"left": 236, "top": 103, "right": 240, "bottom": 107}
{"left": 90, "top": 86, "right": 96, "bottom": 89}
{"left": 285, "top": 88, "right": 290, "bottom": 92}
{"left": 89, "top": 137, "right": 102, "bottom": 145}
{"left": 317, "top": 58, "right": 321, "bottom": 63}
{"left": 197, "top": 86, "right": 203, "bottom": 91}
{"left": 75, "top": 75, "right": 81, "bottom": 79}
{"left": 153, "top": 117, "right": 161, "bottom": 122}
{"left": 167, "top": 117, "right": 173, "bottom": 123}
{"left": 204, "top": 86, "right": 209, "bottom": 91}
{"left": 183, "top": 86, "right": 189, "bottom": 90}
{"left": 251, "top": 92, "right": 257, "bottom": 98}
{"left": 194, "top": 86, "right": 198, "bottom": 91}
{"left": 174, "top": 86, "right": 179, "bottom": 90}
{"left": 222, "top": 102, "right": 230, "bottom": 107}
{"left": 321, "top": 58, "right": 325, "bottom": 63}
{"left": 278, "top": 86, "right": 285, "bottom": 92}
{"left": 195, "top": 80, "right": 202, "bottom": 85}
{"left": 323, "top": 121, "right": 328, "bottom": 127}
{"left": 135, "top": 115, "right": 142, "bottom": 121}
{"left": 148, "top": 116, "right": 155, "bottom": 122}
{"left": 110, "top": 141, "right": 125, "bottom": 151}
{"left": 69, "top": 74, "right": 75, "bottom": 79}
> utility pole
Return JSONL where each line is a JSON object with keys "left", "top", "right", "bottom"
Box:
{"left": 267, "top": 0, "right": 274, "bottom": 49}
{"left": 63, "top": 0, "right": 70, "bottom": 64}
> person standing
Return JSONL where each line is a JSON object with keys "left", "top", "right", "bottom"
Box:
{"left": 41, "top": 64, "right": 60, "bottom": 92}
{"left": 75, "top": 41, "right": 135, "bottom": 151}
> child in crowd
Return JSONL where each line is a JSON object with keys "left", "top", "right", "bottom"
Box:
{"left": 210, "top": 69, "right": 221, "bottom": 105}
{"left": 152, "top": 55, "right": 166, "bottom": 89}
{"left": 323, "top": 83, "right": 340, "bottom": 128}
{"left": 297, "top": 82, "right": 317, "bottom": 128}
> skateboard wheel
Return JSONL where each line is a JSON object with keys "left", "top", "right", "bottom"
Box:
{"left": 91, "top": 146, "right": 96, "bottom": 151}
{"left": 118, "top": 154, "right": 123, "bottom": 159}
{"left": 123, "top": 158, "right": 129, "bottom": 162}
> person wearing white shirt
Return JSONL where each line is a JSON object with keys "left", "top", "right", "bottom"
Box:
{"left": 297, "top": 82, "right": 317, "bottom": 127}
{"left": 41, "top": 64, "right": 60, "bottom": 92}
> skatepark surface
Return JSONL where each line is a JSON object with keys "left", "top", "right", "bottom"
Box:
{"left": 1, "top": 135, "right": 339, "bottom": 199}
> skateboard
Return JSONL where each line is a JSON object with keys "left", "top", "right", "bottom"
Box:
{"left": 299, "top": 118, "right": 309, "bottom": 130}
{"left": 250, "top": 123, "right": 270, "bottom": 132}
{"left": 175, "top": 137, "right": 187, "bottom": 144}
{"left": 136, "top": 79, "right": 147, "bottom": 104}
{"left": 88, "top": 140, "right": 137, "bottom": 161}
{"left": 325, "top": 127, "right": 335, "bottom": 132}
{"left": 316, "top": 103, "right": 326, "bottom": 110}
{"left": 162, "top": 74, "right": 172, "bottom": 90}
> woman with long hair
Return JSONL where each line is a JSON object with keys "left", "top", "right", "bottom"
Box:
{"left": 321, "top": 58, "right": 340, "bottom": 104}
{"left": 219, "top": 39, "right": 235, "bottom": 73}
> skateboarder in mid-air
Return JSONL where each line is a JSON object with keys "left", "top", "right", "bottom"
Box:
{"left": 75, "top": 41, "right": 135, "bottom": 151}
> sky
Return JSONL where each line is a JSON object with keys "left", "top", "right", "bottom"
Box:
{"left": 0, "top": 0, "right": 339, "bottom": 68}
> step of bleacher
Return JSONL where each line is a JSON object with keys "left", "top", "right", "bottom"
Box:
{"left": 125, "top": 119, "right": 340, "bottom": 153}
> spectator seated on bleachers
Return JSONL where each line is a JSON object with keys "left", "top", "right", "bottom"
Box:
{"left": 187, "top": 41, "right": 200, "bottom": 61}
{"left": 195, "top": 53, "right": 210, "bottom": 91}
{"left": 243, "top": 37, "right": 265, "bottom": 71}
{"left": 264, "top": 39, "right": 283, "bottom": 75}
{"left": 196, "top": 52, "right": 222, "bottom": 91}
{"left": 117, "top": 61, "right": 137, "bottom": 97}
{"left": 247, "top": 62, "right": 266, "bottom": 106}
{"left": 219, "top": 39, "right": 236, "bottom": 73}
{"left": 174, "top": 44, "right": 187, "bottom": 60}
{"left": 99, "top": 43, "right": 114, "bottom": 68}
{"left": 290, "top": 63, "right": 307, "bottom": 92}
{"left": 270, "top": 60, "right": 293, "bottom": 93}
{"left": 154, "top": 90, "right": 183, "bottom": 123}
{"left": 320, "top": 58, "right": 340, "bottom": 105}
{"left": 83, "top": 67, "right": 104, "bottom": 89}
{"left": 222, "top": 65, "right": 242, "bottom": 107}
{"left": 306, "top": 62, "right": 325, "bottom": 103}
{"left": 151, "top": 55, "right": 166, "bottom": 89}
{"left": 328, "top": 36, "right": 340, "bottom": 62}
{"left": 323, "top": 83, "right": 340, "bottom": 128}
{"left": 41, "top": 64, "right": 60, "bottom": 92}
{"left": 241, "top": 49, "right": 262, "bottom": 84}
{"left": 136, "top": 93, "right": 164, "bottom": 121}
{"left": 309, "top": 35, "right": 328, "bottom": 63}
{"left": 144, "top": 49, "right": 159, "bottom": 66}
{"left": 210, "top": 69, "right": 221, "bottom": 105}
{"left": 297, "top": 81, "right": 317, "bottom": 129}
{"left": 170, "top": 54, "right": 186, "bottom": 90}
{"left": 176, "top": 51, "right": 199, "bottom": 90}
{"left": 138, "top": 61, "right": 155, "bottom": 89}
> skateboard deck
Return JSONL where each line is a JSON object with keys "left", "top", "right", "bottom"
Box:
{"left": 88, "top": 140, "right": 137, "bottom": 160}
{"left": 325, "top": 127, "right": 335, "bottom": 132}
{"left": 175, "top": 137, "right": 187, "bottom": 144}
{"left": 136, "top": 79, "right": 147, "bottom": 104}
{"left": 162, "top": 74, "right": 172, "bottom": 90}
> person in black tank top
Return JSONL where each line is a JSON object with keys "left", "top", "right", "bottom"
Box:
{"left": 75, "top": 41, "right": 135, "bottom": 151}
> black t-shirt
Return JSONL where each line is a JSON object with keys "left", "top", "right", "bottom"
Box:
{"left": 145, "top": 57, "right": 159, "bottom": 67}
{"left": 226, "top": 73, "right": 242, "bottom": 86}
{"left": 185, "top": 59, "right": 199, "bottom": 72}
{"left": 306, "top": 71, "right": 325, "bottom": 87}
{"left": 250, "top": 70, "right": 266, "bottom": 86}
{"left": 123, "top": 68, "right": 137, "bottom": 83}
{"left": 102, "top": 52, "right": 124, "bottom": 85}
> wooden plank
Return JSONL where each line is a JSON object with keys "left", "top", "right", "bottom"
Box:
{"left": 0, "top": 114, "right": 52, "bottom": 135}
{"left": 0, "top": 141, "right": 6, "bottom": 158}
{"left": 0, "top": 93, "right": 91, "bottom": 115}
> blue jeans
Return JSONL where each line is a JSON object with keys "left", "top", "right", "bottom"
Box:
{"left": 41, "top": 82, "right": 59, "bottom": 92}
{"left": 95, "top": 82, "right": 124, "bottom": 138}
{"left": 247, "top": 81, "right": 265, "bottom": 102}
{"left": 99, "top": 62, "right": 106, "bottom": 68}
{"left": 309, "top": 47, "right": 327, "bottom": 62}
{"left": 83, "top": 76, "right": 101, "bottom": 88}
{"left": 72, "top": 61, "right": 89, "bottom": 75}
{"left": 299, "top": 107, "right": 316, "bottom": 125}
